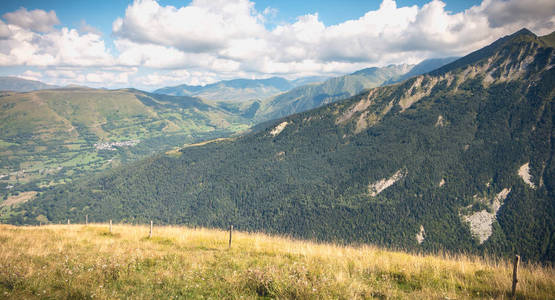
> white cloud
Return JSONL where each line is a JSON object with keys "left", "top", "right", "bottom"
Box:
{"left": 18, "top": 70, "right": 42, "bottom": 81}
{"left": 113, "top": 0, "right": 266, "bottom": 52}
{"left": 0, "top": 17, "right": 114, "bottom": 67}
{"left": 112, "top": 0, "right": 555, "bottom": 82}
{"left": 135, "top": 72, "right": 180, "bottom": 86}
{"left": 482, "top": 0, "right": 555, "bottom": 28}
{"left": 79, "top": 20, "right": 102, "bottom": 35}
{"left": 2, "top": 8, "right": 59, "bottom": 33}
{"left": 20, "top": 67, "right": 136, "bottom": 88}
{"left": 85, "top": 71, "right": 128, "bottom": 83}
{"left": 135, "top": 69, "right": 220, "bottom": 87}
{"left": 263, "top": 7, "right": 278, "bottom": 18}
{"left": 0, "top": 20, "right": 10, "bottom": 38}
{"left": 2, "top": 0, "right": 555, "bottom": 88}
{"left": 45, "top": 69, "right": 78, "bottom": 79}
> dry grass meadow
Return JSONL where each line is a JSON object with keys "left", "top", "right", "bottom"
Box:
{"left": 0, "top": 224, "right": 553, "bottom": 299}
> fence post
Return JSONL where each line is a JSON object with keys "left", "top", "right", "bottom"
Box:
{"left": 109, "top": 220, "right": 112, "bottom": 234}
{"left": 85, "top": 215, "right": 88, "bottom": 225}
{"left": 511, "top": 254, "right": 520, "bottom": 298}
{"left": 67, "top": 219, "right": 70, "bottom": 225}
{"left": 149, "top": 220, "right": 153, "bottom": 238}
{"left": 229, "top": 224, "right": 233, "bottom": 248}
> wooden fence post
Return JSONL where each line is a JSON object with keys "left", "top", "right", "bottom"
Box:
{"left": 109, "top": 220, "right": 112, "bottom": 234}
{"left": 229, "top": 225, "right": 233, "bottom": 248}
{"left": 149, "top": 220, "right": 153, "bottom": 238}
{"left": 67, "top": 219, "right": 70, "bottom": 225}
{"left": 85, "top": 215, "right": 88, "bottom": 225}
{"left": 511, "top": 254, "right": 520, "bottom": 298}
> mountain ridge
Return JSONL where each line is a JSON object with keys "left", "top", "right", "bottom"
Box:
{"left": 255, "top": 58, "right": 462, "bottom": 122}
{"left": 154, "top": 77, "right": 296, "bottom": 102}
{"left": 0, "top": 76, "right": 59, "bottom": 92}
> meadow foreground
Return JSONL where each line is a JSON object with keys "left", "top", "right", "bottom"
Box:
{"left": 0, "top": 224, "right": 553, "bottom": 299}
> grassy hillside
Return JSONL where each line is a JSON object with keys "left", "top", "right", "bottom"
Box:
{"left": 0, "top": 88, "right": 251, "bottom": 200}
{"left": 0, "top": 224, "right": 553, "bottom": 299}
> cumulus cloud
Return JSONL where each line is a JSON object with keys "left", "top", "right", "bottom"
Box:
{"left": 2, "top": 0, "right": 555, "bottom": 88}
{"left": 112, "top": 0, "right": 555, "bottom": 81}
{"left": 79, "top": 20, "right": 102, "bottom": 35}
{"left": 37, "top": 68, "right": 135, "bottom": 87}
{"left": 0, "top": 19, "right": 114, "bottom": 67}
{"left": 18, "top": 70, "right": 42, "bottom": 81}
{"left": 85, "top": 71, "right": 129, "bottom": 83}
{"left": 135, "top": 72, "right": 183, "bottom": 86}
{"left": 45, "top": 69, "right": 78, "bottom": 79}
{"left": 2, "top": 8, "right": 59, "bottom": 33}
{"left": 0, "top": 20, "right": 10, "bottom": 39}
{"left": 482, "top": 0, "right": 555, "bottom": 28}
{"left": 113, "top": 0, "right": 266, "bottom": 52}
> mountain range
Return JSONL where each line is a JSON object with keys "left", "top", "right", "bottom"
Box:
{"left": 154, "top": 60, "right": 458, "bottom": 123}
{"left": 11, "top": 28, "right": 554, "bottom": 262}
{"left": 154, "top": 77, "right": 296, "bottom": 102}
{"left": 255, "top": 64, "right": 414, "bottom": 121}
{"left": 0, "top": 76, "right": 59, "bottom": 92}
{"left": 0, "top": 56, "right": 456, "bottom": 197}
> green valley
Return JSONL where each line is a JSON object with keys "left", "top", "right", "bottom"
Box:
{"left": 0, "top": 88, "right": 252, "bottom": 201}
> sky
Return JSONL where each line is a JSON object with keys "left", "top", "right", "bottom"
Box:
{"left": 0, "top": 0, "right": 553, "bottom": 91}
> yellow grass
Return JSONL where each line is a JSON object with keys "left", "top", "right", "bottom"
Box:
{"left": 0, "top": 224, "right": 553, "bottom": 299}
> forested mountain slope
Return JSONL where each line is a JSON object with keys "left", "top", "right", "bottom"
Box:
{"left": 12, "top": 29, "right": 555, "bottom": 262}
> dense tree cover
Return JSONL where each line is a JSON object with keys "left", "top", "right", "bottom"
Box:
{"left": 10, "top": 30, "right": 555, "bottom": 263}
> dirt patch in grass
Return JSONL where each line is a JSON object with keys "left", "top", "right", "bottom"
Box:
{"left": 1, "top": 191, "right": 37, "bottom": 207}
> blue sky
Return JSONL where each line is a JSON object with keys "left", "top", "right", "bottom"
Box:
{"left": 0, "top": 0, "right": 552, "bottom": 90}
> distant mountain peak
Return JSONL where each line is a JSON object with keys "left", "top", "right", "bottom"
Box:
{"left": 351, "top": 64, "right": 413, "bottom": 76}
{"left": 430, "top": 28, "right": 549, "bottom": 77}
{"left": 512, "top": 27, "right": 535, "bottom": 37}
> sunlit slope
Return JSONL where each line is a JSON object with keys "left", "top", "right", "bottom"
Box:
{"left": 0, "top": 87, "right": 250, "bottom": 193}
{"left": 0, "top": 224, "right": 553, "bottom": 299}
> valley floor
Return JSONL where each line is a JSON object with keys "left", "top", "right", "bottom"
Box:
{"left": 0, "top": 224, "right": 553, "bottom": 299}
